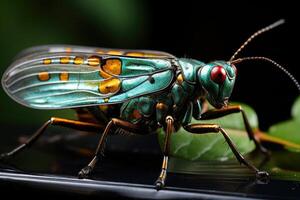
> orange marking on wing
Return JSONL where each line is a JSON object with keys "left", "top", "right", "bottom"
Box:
{"left": 99, "top": 59, "right": 122, "bottom": 78}
{"left": 74, "top": 56, "right": 84, "bottom": 65}
{"left": 99, "top": 69, "right": 112, "bottom": 79}
{"left": 99, "top": 78, "right": 121, "bottom": 94}
{"left": 125, "top": 52, "right": 145, "bottom": 57}
{"left": 106, "top": 50, "right": 123, "bottom": 55}
{"left": 43, "top": 59, "right": 52, "bottom": 65}
{"left": 96, "top": 49, "right": 105, "bottom": 54}
{"left": 59, "top": 71, "right": 69, "bottom": 81}
{"left": 144, "top": 53, "right": 162, "bottom": 57}
{"left": 65, "top": 47, "right": 72, "bottom": 53}
{"left": 38, "top": 71, "right": 50, "bottom": 81}
{"left": 103, "top": 59, "right": 121, "bottom": 75}
{"left": 60, "top": 57, "right": 70, "bottom": 64}
{"left": 88, "top": 56, "right": 101, "bottom": 66}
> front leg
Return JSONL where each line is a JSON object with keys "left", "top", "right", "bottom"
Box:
{"left": 199, "top": 105, "right": 269, "bottom": 155}
{"left": 184, "top": 123, "right": 269, "bottom": 181}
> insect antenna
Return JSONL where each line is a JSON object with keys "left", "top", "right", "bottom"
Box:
{"left": 229, "top": 19, "right": 285, "bottom": 62}
{"left": 231, "top": 56, "right": 300, "bottom": 92}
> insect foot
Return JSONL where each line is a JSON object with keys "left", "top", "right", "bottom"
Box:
{"left": 155, "top": 179, "right": 165, "bottom": 191}
{"left": 256, "top": 171, "right": 270, "bottom": 184}
{"left": 0, "top": 153, "right": 10, "bottom": 162}
{"left": 78, "top": 166, "right": 93, "bottom": 179}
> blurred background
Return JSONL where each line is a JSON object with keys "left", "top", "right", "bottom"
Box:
{"left": 0, "top": 0, "right": 299, "bottom": 130}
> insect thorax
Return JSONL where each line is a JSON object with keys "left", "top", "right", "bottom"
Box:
{"left": 118, "top": 58, "right": 205, "bottom": 131}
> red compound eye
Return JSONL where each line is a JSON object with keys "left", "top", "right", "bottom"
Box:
{"left": 210, "top": 66, "right": 227, "bottom": 84}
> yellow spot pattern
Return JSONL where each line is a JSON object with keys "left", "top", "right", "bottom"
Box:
{"left": 93, "top": 49, "right": 168, "bottom": 58}
{"left": 100, "top": 59, "right": 122, "bottom": 79}
{"left": 74, "top": 57, "right": 84, "bottom": 65}
{"left": 60, "top": 57, "right": 70, "bottom": 64}
{"left": 125, "top": 52, "right": 145, "bottom": 57}
{"left": 99, "top": 78, "right": 121, "bottom": 94}
{"left": 99, "top": 69, "right": 112, "bottom": 79}
{"left": 144, "top": 53, "right": 163, "bottom": 57}
{"left": 65, "top": 47, "right": 72, "bottom": 53}
{"left": 59, "top": 71, "right": 69, "bottom": 81}
{"left": 88, "top": 56, "right": 101, "bottom": 66}
{"left": 38, "top": 71, "right": 50, "bottom": 81}
{"left": 96, "top": 49, "right": 105, "bottom": 54}
{"left": 106, "top": 50, "right": 123, "bottom": 55}
{"left": 103, "top": 59, "right": 122, "bottom": 74}
{"left": 125, "top": 52, "right": 166, "bottom": 58}
{"left": 43, "top": 59, "right": 52, "bottom": 65}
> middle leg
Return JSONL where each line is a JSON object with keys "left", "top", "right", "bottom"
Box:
{"left": 155, "top": 116, "right": 174, "bottom": 190}
{"left": 78, "top": 118, "right": 145, "bottom": 178}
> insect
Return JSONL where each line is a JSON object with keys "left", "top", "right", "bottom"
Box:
{"left": 1, "top": 19, "right": 299, "bottom": 190}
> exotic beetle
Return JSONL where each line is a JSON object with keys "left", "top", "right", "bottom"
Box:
{"left": 1, "top": 19, "right": 300, "bottom": 190}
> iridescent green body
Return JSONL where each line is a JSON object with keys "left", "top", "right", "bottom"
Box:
{"left": 120, "top": 59, "right": 204, "bottom": 128}
{"left": 2, "top": 45, "right": 236, "bottom": 132}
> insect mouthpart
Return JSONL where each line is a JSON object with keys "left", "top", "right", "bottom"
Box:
{"left": 223, "top": 97, "right": 229, "bottom": 107}
{"left": 214, "top": 97, "right": 229, "bottom": 109}
{"left": 210, "top": 97, "right": 227, "bottom": 109}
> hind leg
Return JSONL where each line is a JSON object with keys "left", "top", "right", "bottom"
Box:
{"left": 0, "top": 117, "right": 103, "bottom": 160}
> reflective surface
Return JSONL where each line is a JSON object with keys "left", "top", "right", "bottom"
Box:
{"left": 1, "top": 126, "right": 300, "bottom": 199}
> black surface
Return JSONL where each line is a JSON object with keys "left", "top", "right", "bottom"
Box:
{"left": 0, "top": 129, "right": 300, "bottom": 199}
{"left": 1, "top": 170, "right": 299, "bottom": 200}
{"left": 1, "top": 154, "right": 300, "bottom": 200}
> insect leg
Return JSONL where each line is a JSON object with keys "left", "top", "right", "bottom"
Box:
{"left": 184, "top": 123, "right": 269, "bottom": 181}
{"left": 200, "top": 105, "right": 269, "bottom": 155}
{"left": 0, "top": 117, "right": 103, "bottom": 160}
{"left": 78, "top": 118, "right": 144, "bottom": 179}
{"left": 155, "top": 116, "right": 173, "bottom": 190}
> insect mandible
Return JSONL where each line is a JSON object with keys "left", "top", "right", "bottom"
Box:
{"left": 1, "top": 19, "right": 300, "bottom": 190}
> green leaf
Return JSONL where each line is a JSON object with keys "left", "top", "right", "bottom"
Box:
{"left": 291, "top": 96, "right": 300, "bottom": 120}
{"left": 267, "top": 96, "right": 300, "bottom": 152}
{"left": 158, "top": 103, "right": 256, "bottom": 161}
{"left": 268, "top": 120, "right": 300, "bottom": 152}
{"left": 168, "top": 148, "right": 300, "bottom": 181}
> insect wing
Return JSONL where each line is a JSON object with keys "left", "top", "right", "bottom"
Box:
{"left": 15, "top": 45, "right": 175, "bottom": 60}
{"left": 2, "top": 50, "right": 176, "bottom": 109}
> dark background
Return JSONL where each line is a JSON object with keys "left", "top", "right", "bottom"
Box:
{"left": 0, "top": 0, "right": 299, "bottom": 130}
